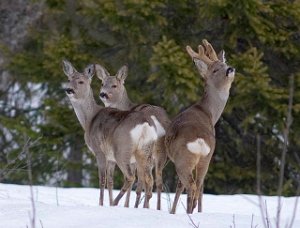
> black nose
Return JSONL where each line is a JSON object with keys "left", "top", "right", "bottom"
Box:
{"left": 100, "top": 92, "right": 108, "bottom": 99}
{"left": 226, "top": 67, "right": 235, "bottom": 76}
{"left": 65, "top": 88, "right": 75, "bottom": 94}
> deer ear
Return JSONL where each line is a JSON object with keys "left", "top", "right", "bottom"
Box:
{"left": 95, "top": 64, "right": 110, "bottom": 82}
{"left": 218, "top": 50, "right": 226, "bottom": 63}
{"left": 194, "top": 59, "right": 208, "bottom": 79}
{"left": 116, "top": 65, "right": 128, "bottom": 84}
{"left": 62, "top": 60, "right": 76, "bottom": 76}
{"left": 84, "top": 64, "right": 95, "bottom": 79}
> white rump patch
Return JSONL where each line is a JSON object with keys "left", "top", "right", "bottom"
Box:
{"left": 186, "top": 138, "right": 210, "bottom": 156}
{"left": 130, "top": 122, "right": 158, "bottom": 147}
{"left": 151, "top": 115, "right": 166, "bottom": 137}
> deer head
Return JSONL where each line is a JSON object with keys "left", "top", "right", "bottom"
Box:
{"left": 95, "top": 64, "right": 128, "bottom": 107}
{"left": 186, "top": 39, "right": 235, "bottom": 92}
{"left": 62, "top": 60, "right": 95, "bottom": 101}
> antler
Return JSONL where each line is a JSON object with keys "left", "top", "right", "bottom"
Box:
{"left": 202, "top": 39, "right": 218, "bottom": 62}
{"left": 186, "top": 39, "right": 219, "bottom": 64}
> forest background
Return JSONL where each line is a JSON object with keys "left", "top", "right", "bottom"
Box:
{"left": 0, "top": 0, "right": 299, "bottom": 196}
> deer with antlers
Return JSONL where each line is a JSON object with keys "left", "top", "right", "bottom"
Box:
{"left": 165, "top": 39, "right": 235, "bottom": 214}
{"left": 62, "top": 60, "right": 158, "bottom": 208}
{"left": 95, "top": 64, "right": 170, "bottom": 210}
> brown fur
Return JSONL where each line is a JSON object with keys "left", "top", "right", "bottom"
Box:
{"left": 165, "top": 40, "right": 235, "bottom": 214}
{"left": 62, "top": 60, "right": 157, "bottom": 208}
{"left": 95, "top": 64, "right": 171, "bottom": 210}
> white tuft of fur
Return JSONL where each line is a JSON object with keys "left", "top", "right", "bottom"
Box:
{"left": 87, "top": 145, "right": 95, "bottom": 156}
{"left": 187, "top": 138, "right": 210, "bottom": 156}
{"left": 130, "top": 123, "right": 158, "bottom": 148}
{"left": 130, "top": 156, "right": 136, "bottom": 164}
{"left": 218, "top": 89, "right": 229, "bottom": 101}
{"left": 151, "top": 115, "right": 166, "bottom": 137}
{"left": 106, "top": 148, "right": 116, "bottom": 162}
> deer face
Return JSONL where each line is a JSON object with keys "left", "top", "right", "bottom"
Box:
{"left": 200, "top": 60, "right": 235, "bottom": 90}
{"left": 186, "top": 40, "right": 235, "bottom": 91}
{"left": 95, "top": 64, "right": 128, "bottom": 107}
{"left": 62, "top": 60, "right": 95, "bottom": 101}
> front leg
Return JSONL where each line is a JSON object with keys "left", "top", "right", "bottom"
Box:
{"left": 96, "top": 152, "right": 107, "bottom": 206}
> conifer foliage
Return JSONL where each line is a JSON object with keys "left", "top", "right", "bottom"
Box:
{"left": 1, "top": 0, "right": 299, "bottom": 195}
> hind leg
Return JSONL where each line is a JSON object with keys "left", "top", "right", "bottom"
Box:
{"left": 135, "top": 144, "right": 154, "bottom": 209}
{"left": 154, "top": 138, "right": 167, "bottom": 210}
{"left": 113, "top": 164, "right": 135, "bottom": 206}
{"left": 134, "top": 170, "right": 144, "bottom": 208}
{"left": 175, "top": 164, "right": 196, "bottom": 214}
{"left": 107, "top": 161, "right": 116, "bottom": 206}
{"left": 124, "top": 163, "right": 136, "bottom": 207}
{"left": 170, "top": 180, "right": 184, "bottom": 214}
{"left": 96, "top": 152, "right": 106, "bottom": 206}
{"left": 194, "top": 162, "right": 209, "bottom": 212}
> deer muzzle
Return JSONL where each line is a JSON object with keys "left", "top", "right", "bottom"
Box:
{"left": 226, "top": 67, "right": 235, "bottom": 77}
{"left": 100, "top": 92, "right": 109, "bottom": 99}
{"left": 65, "top": 88, "right": 75, "bottom": 94}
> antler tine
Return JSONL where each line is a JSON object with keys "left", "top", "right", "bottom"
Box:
{"left": 186, "top": 45, "right": 214, "bottom": 65}
{"left": 202, "top": 39, "right": 219, "bottom": 61}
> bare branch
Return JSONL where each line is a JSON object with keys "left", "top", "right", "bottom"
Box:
{"left": 287, "top": 183, "right": 300, "bottom": 228}
{"left": 23, "top": 136, "right": 41, "bottom": 228}
{"left": 256, "top": 134, "right": 268, "bottom": 228}
{"left": 276, "top": 74, "right": 294, "bottom": 228}
{"left": 181, "top": 202, "right": 200, "bottom": 228}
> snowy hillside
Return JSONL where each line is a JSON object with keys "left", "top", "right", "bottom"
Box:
{"left": 0, "top": 183, "right": 299, "bottom": 228}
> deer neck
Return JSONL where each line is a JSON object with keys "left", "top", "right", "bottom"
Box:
{"left": 70, "top": 90, "right": 101, "bottom": 131}
{"left": 197, "top": 84, "right": 230, "bottom": 126}
{"left": 113, "top": 89, "right": 136, "bottom": 111}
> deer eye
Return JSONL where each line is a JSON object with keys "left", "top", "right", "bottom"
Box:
{"left": 78, "top": 81, "right": 84, "bottom": 84}
{"left": 112, "top": 85, "right": 117, "bottom": 88}
{"left": 213, "top": 69, "right": 219, "bottom": 73}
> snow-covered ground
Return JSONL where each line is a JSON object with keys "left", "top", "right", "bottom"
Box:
{"left": 0, "top": 183, "right": 299, "bottom": 228}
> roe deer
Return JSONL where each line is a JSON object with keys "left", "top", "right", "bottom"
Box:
{"left": 62, "top": 60, "right": 158, "bottom": 208}
{"left": 165, "top": 39, "right": 235, "bottom": 214}
{"left": 95, "top": 64, "right": 170, "bottom": 210}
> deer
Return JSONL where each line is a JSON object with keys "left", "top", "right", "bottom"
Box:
{"left": 94, "top": 64, "right": 170, "bottom": 210}
{"left": 165, "top": 39, "right": 235, "bottom": 214}
{"left": 62, "top": 60, "right": 158, "bottom": 208}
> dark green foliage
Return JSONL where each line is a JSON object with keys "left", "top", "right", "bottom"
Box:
{"left": 1, "top": 0, "right": 299, "bottom": 195}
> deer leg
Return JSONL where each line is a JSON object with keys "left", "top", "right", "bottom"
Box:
{"left": 135, "top": 144, "right": 154, "bottom": 209}
{"left": 113, "top": 164, "right": 135, "bottom": 206}
{"left": 143, "top": 164, "right": 154, "bottom": 209}
{"left": 186, "top": 175, "right": 196, "bottom": 214}
{"left": 170, "top": 180, "right": 184, "bottom": 214}
{"left": 194, "top": 162, "right": 209, "bottom": 213}
{"left": 124, "top": 163, "right": 136, "bottom": 207}
{"left": 134, "top": 173, "right": 143, "bottom": 208}
{"left": 96, "top": 154, "right": 107, "bottom": 206}
{"left": 155, "top": 139, "right": 167, "bottom": 210}
{"left": 198, "top": 184, "right": 204, "bottom": 212}
{"left": 107, "top": 161, "right": 116, "bottom": 206}
{"left": 175, "top": 166, "right": 196, "bottom": 214}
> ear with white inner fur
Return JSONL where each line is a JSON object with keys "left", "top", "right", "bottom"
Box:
{"left": 84, "top": 64, "right": 95, "bottom": 79}
{"left": 116, "top": 65, "right": 128, "bottom": 84}
{"left": 95, "top": 64, "right": 110, "bottom": 82}
{"left": 194, "top": 59, "right": 208, "bottom": 79}
{"left": 62, "top": 60, "right": 77, "bottom": 77}
{"left": 218, "top": 50, "right": 226, "bottom": 63}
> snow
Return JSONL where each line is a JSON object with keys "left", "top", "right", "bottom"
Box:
{"left": 0, "top": 183, "right": 299, "bottom": 228}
